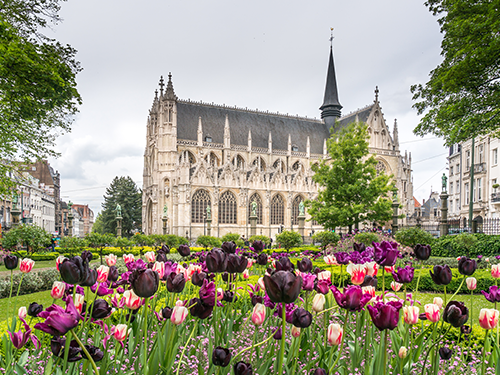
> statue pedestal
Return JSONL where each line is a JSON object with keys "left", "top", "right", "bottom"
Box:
{"left": 250, "top": 214, "right": 257, "bottom": 236}
{"left": 206, "top": 218, "right": 212, "bottom": 237}
{"left": 391, "top": 202, "right": 399, "bottom": 235}
{"left": 162, "top": 217, "right": 168, "bottom": 235}
{"left": 440, "top": 192, "right": 449, "bottom": 237}
{"left": 116, "top": 216, "right": 122, "bottom": 238}
{"left": 11, "top": 207, "right": 21, "bottom": 228}
{"left": 298, "top": 215, "right": 306, "bottom": 237}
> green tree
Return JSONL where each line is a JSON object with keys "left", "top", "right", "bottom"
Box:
{"left": 312, "top": 231, "right": 340, "bottom": 249}
{"left": 59, "top": 236, "right": 88, "bottom": 257}
{"left": 196, "top": 235, "right": 222, "bottom": 249}
{"left": 394, "top": 227, "right": 435, "bottom": 248}
{"left": 411, "top": 0, "right": 500, "bottom": 144}
{"left": 91, "top": 212, "right": 104, "bottom": 234}
{"left": 307, "top": 122, "right": 394, "bottom": 232}
{"left": 85, "top": 232, "right": 115, "bottom": 265}
{"left": 1, "top": 224, "right": 51, "bottom": 253}
{"left": 276, "top": 230, "right": 302, "bottom": 250}
{"left": 101, "top": 176, "right": 142, "bottom": 237}
{"left": 0, "top": 1, "right": 81, "bottom": 194}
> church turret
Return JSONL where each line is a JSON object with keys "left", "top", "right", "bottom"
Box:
{"left": 197, "top": 117, "right": 203, "bottom": 147}
{"left": 320, "top": 45, "right": 342, "bottom": 130}
{"left": 164, "top": 73, "right": 177, "bottom": 101}
{"left": 224, "top": 114, "right": 230, "bottom": 149}
{"left": 393, "top": 119, "right": 399, "bottom": 151}
{"left": 268, "top": 132, "right": 272, "bottom": 154}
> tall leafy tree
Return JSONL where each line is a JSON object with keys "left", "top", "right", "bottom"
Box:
{"left": 307, "top": 122, "right": 394, "bottom": 232}
{"left": 0, "top": 0, "right": 81, "bottom": 195}
{"left": 411, "top": 0, "right": 500, "bottom": 144}
{"left": 101, "top": 176, "right": 142, "bottom": 237}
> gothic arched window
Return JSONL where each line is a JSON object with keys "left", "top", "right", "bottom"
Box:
{"left": 179, "top": 150, "right": 196, "bottom": 165}
{"left": 232, "top": 155, "right": 245, "bottom": 169}
{"left": 252, "top": 157, "right": 266, "bottom": 172}
{"left": 248, "top": 193, "right": 263, "bottom": 224}
{"left": 376, "top": 160, "right": 387, "bottom": 176}
{"left": 292, "top": 161, "right": 302, "bottom": 172}
{"left": 270, "top": 194, "right": 285, "bottom": 225}
{"left": 219, "top": 191, "right": 237, "bottom": 224}
{"left": 191, "top": 190, "right": 211, "bottom": 223}
{"left": 205, "top": 152, "right": 220, "bottom": 167}
{"left": 273, "top": 159, "right": 285, "bottom": 173}
{"left": 292, "top": 195, "right": 303, "bottom": 225}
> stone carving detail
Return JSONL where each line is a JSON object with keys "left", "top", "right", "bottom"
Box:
{"left": 239, "top": 189, "right": 248, "bottom": 207}
{"left": 213, "top": 187, "right": 220, "bottom": 206}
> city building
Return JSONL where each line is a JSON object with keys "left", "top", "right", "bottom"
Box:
{"left": 72, "top": 204, "right": 94, "bottom": 236}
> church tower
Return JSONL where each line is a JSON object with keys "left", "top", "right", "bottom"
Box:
{"left": 320, "top": 46, "right": 342, "bottom": 130}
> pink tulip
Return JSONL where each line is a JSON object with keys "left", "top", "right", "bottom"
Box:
{"left": 324, "top": 255, "right": 338, "bottom": 266}
{"left": 217, "top": 288, "right": 224, "bottom": 301}
{"left": 399, "top": 346, "right": 408, "bottom": 359}
{"left": 384, "top": 265, "right": 395, "bottom": 273}
{"left": 365, "top": 261, "right": 378, "bottom": 277}
{"left": 327, "top": 323, "right": 343, "bottom": 346}
{"left": 242, "top": 269, "right": 250, "bottom": 279}
{"left": 424, "top": 303, "right": 441, "bottom": 323}
{"left": 97, "top": 265, "right": 109, "bottom": 283}
{"left": 56, "top": 256, "right": 67, "bottom": 271}
{"left": 123, "top": 290, "right": 142, "bottom": 310}
{"left": 251, "top": 303, "right": 266, "bottom": 326}
{"left": 19, "top": 258, "right": 35, "bottom": 273}
{"left": 123, "top": 254, "right": 135, "bottom": 264}
{"left": 492, "top": 264, "right": 500, "bottom": 279}
{"left": 362, "top": 286, "right": 376, "bottom": 300}
{"left": 312, "top": 293, "right": 326, "bottom": 312}
{"left": 18, "top": 306, "right": 27, "bottom": 320}
{"left": 145, "top": 251, "right": 156, "bottom": 263}
{"left": 317, "top": 270, "right": 332, "bottom": 282}
{"left": 171, "top": 305, "right": 188, "bottom": 325}
{"left": 466, "top": 277, "right": 477, "bottom": 291}
{"left": 391, "top": 281, "right": 402, "bottom": 292}
{"left": 247, "top": 259, "right": 255, "bottom": 268}
{"left": 479, "top": 308, "right": 499, "bottom": 330}
{"left": 152, "top": 261, "right": 165, "bottom": 279}
{"left": 113, "top": 324, "right": 128, "bottom": 341}
{"left": 347, "top": 264, "right": 366, "bottom": 286}
{"left": 186, "top": 264, "right": 202, "bottom": 281}
{"left": 50, "top": 281, "right": 66, "bottom": 300}
{"left": 105, "top": 254, "right": 117, "bottom": 267}
{"left": 433, "top": 297, "right": 443, "bottom": 309}
{"left": 291, "top": 326, "right": 301, "bottom": 338}
{"left": 403, "top": 306, "right": 419, "bottom": 325}
{"left": 74, "top": 294, "right": 85, "bottom": 314}
{"left": 258, "top": 277, "right": 265, "bottom": 291}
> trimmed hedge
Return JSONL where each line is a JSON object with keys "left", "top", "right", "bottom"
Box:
{"left": 0, "top": 268, "right": 60, "bottom": 299}
{"left": 432, "top": 234, "right": 500, "bottom": 257}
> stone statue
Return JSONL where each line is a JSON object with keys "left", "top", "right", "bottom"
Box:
{"left": 251, "top": 200, "right": 257, "bottom": 216}
{"left": 299, "top": 201, "right": 305, "bottom": 216}
{"left": 163, "top": 204, "right": 168, "bottom": 218}
{"left": 392, "top": 188, "right": 398, "bottom": 202}
{"left": 442, "top": 173, "right": 448, "bottom": 192}
{"left": 206, "top": 205, "right": 211, "bottom": 218}
{"left": 116, "top": 203, "right": 122, "bottom": 217}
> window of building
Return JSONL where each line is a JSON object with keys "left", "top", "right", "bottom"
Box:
{"left": 292, "top": 195, "right": 304, "bottom": 225}
{"left": 248, "top": 193, "right": 263, "bottom": 224}
{"left": 465, "top": 183, "right": 469, "bottom": 204}
{"left": 449, "top": 182, "right": 453, "bottom": 194}
{"left": 292, "top": 161, "right": 302, "bottom": 172}
{"left": 466, "top": 150, "right": 470, "bottom": 170}
{"left": 456, "top": 181, "right": 460, "bottom": 193}
{"left": 291, "top": 145, "right": 299, "bottom": 152}
{"left": 205, "top": 152, "right": 219, "bottom": 167}
{"left": 477, "top": 178, "right": 482, "bottom": 201}
{"left": 456, "top": 199, "right": 460, "bottom": 212}
{"left": 493, "top": 149, "right": 498, "bottom": 165}
{"left": 191, "top": 189, "right": 211, "bottom": 223}
{"left": 270, "top": 194, "right": 285, "bottom": 225}
{"left": 493, "top": 179, "right": 498, "bottom": 193}
{"left": 252, "top": 157, "right": 266, "bottom": 172}
{"left": 478, "top": 144, "right": 484, "bottom": 163}
{"left": 205, "top": 135, "right": 212, "bottom": 143}
{"left": 232, "top": 155, "right": 245, "bottom": 169}
{"left": 450, "top": 166, "right": 454, "bottom": 175}
{"left": 273, "top": 159, "right": 285, "bottom": 173}
{"left": 218, "top": 191, "right": 237, "bottom": 224}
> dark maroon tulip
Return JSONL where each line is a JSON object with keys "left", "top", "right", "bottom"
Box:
{"left": 80, "top": 268, "right": 98, "bottom": 287}
{"left": 35, "top": 296, "right": 80, "bottom": 336}
{"left": 430, "top": 265, "right": 452, "bottom": 285}
{"left": 188, "top": 298, "right": 213, "bottom": 319}
{"left": 482, "top": 286, "right": 500, "bottom": 302}
{"left": 222, "top": 241, "right": 237, "bottom": 254}
{"left": 312, "top": 369, "right": 328, "bottom": 375}
{"left": 252, "top": 240, "right": 265, "bottom": 252}
{"left": 59, "top": 256, "right": 90, "bottom": 285}
{"left": 353, "top": 242, "right": 366, "bottom": 253}
{"left": 4, "top": 255, "right": 18, "bottom": 270}
{"left": 212, "top": 346, "right": 231, "bottom": 367}
{"left": 226, "top": 254, "right": 248, "bottom": 274}
{"left": 419, "top": 313, "right": 427, "bottom": 321}
{"left": 392, "top": 266, "right": 414, "bottom": 284}
{"left": 314, "top": 279, "right": 331, "bottom": 295}
{"left": 199, "top": 279, "right": 216, "bottom": 307}
{"left": 458, "top": 257, "right": 477, "bottom": 276}
{"left": 273, "top": 326, "right": 282, "bottom": 340}
{"left": 251, "top": 295, "right": 263, "bottom": 306}
{"left": 222, "top": 272, "right": 236, "bottom": 282}
{"left": 206, "top": 249, "right": 228, "bottom": 273}
{"left": 233, "top": 361, "right": 253, "bottom": 375}
{"left": 291, "top": 307, "right": 313, "bottom": 328}
{"left": 51, "top": 337, "right": 82, "bottom": 362}
{"left": 297, "top": 257, "right": 313, "bottom": 273}
{"left": 191, "top": 271, "right": 207, "bottom": 287}
{"left": 199, "top": 254, "right": 206, "bottom": 263}
{"left": 81, "top": 251, "right": 93, "bottom": 262}
{"left": 330, "top": 285, "right": 372, "bottom": 312}
{"left": 222, "top": 290, "right": 237, "bottom": 303}
{"left": 84, "top": 345, "right": 104, "bottom": 362}
{"left": 367, "top": 300, "right": 403, "bottom": 331}
{"left": 177, "top": 245, "right": 191, "bottom": 257}
{"left": 439, "top": 347, "right": 452, "bottom": 360}
{"left": 129, "top": 268, "right": 160, "bottom": 298}
{"left": 373, "top": 241, "right": 399, "bottom": 267}
{"left": 257, "top": 253, "right": 268, "bottom": 265}
{"left": 264, "top": 270, "right": 302, "bottom": 304}
{"left": 361, "top": 275, "right": 378, "bottom": 288}
{"left": 160, "top": 244, "right": 170, "bottom": 253}
{"left": 161, "top": 306, "right": 173, "bottom": 320}
{"left": 443, "top": 301, "right": 469, "bottom": 327}
{"left": 90, "top": 299, "right": 112, "bottom": 320}
{"left": 167, "top": 272, "right": 186, "bottom": 293}
{"left": 156, "top": 252, "right": 168, "bottom": 263}
{"left": 107, "top": 266, "right": 119, "bottom": 282}
{"left": 334, "top": 252, "right": 350, "bottom": 265}
{"left": 414, "top": 244, "right": 431, "bottom": 261}
{"left": 28, "top": 302, "right": 43, "bottom": 317}
{"left": 275, "top": 257, "right": 294, "bottom": 272}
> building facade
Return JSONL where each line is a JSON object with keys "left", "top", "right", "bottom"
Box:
{"left": 143, "top": 48, "right": 414, "bottom": 239}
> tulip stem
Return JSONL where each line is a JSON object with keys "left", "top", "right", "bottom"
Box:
{"left": 419, "top": 325, "right": 451, "bottom": 375}
{"left": 10, "top": 274, "right": 25, "bottom": 331}
{"left": 415, "top": 263, "right": 424, "bottom": 297}
{"left": 70, "top": 329, "right": 99, "bottom": 375}
{"left": 232, "top": 326, "right": 278, "bottom": 361}
{"left": 176, "top": 320, "right": 198, "bottom": 375}
{"left": 482, "top": 329, "right": 490, "bottom": 375}
{"left": 443, "top": 285, "right": 447, "bottom": 307}
{"left": 448, "top": 277, "right": 465, "bottom": 303}
{"left": 382, "top": 268, "right": 385, "bottom": 300}
{"left": 142, "top": 299, "right": 148, "bottom": 373}
{"left": 383, "top": 330, "right": 388, "bottom": 375}
{"left": 277, "top": 302, "right": 286, "bottom": 375}
{"left": 329, "top": 310, "right": 348, "bottom": 373}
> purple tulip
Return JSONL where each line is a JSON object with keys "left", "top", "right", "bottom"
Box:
{"left": 191, "top": 270, "right": 207, "bottom": 287}
{"left": 8, "top": 318, "right": 40, "bottom": 349}
{"left": 35, "top": 296, "right": 80, "bottom": 336}
{"left": 226, "top": 254, "right": 248, "bottom": 274}
{"left": 392, "top": 266, "right": 414, "bottom": 284}
{"left": 314, "top": 279, "right": 331, "bottom": 295}
{"left": 275, "top": 257, "right": 294, "bottom": 272}
{"left": 188, "top": 297, "right": 213, "bottom": 319}
{"left": 4, "top": 255, "right": 18, "bottom": 270}
{"left": 414, "top": 244, "right": 431, "bottom": 261}
{"left": 291, "top": 308, "right": 313, "bottom": 328}
{"left": 59, "top": 256, "right": 90, "bottom": 285}
{"left": 178, "top": 245, "right": 191, "bottom": 257}
{"left": 257, "top": 253, "right": 268, "bottom": 265}
{"left": 373, "top": 241, "right": 399, "bottom": 267}
{"left": 263, "top": 271, "right": 302, "bottom": 304}
{"left": 273, "top": 326, "right": 282, "bottom": 340}
{"left": 84, "top": 345, "right": 104, "bottom": 362}
{"left": 297, "top": 258, "right": 313, "bottom": 273}
{"left": 430, "top": 265, "right": 452, "bottom": 285}
{"left": 367, "top": 300, "right": 403, "bottom": 331}
{"left": 27, "top": 302, "right": 43, "bottom": 317}
{"left": 91, "top": 281, "right": 114, "bottom": 297}
{"left": 252, "top": 240, "right": 265, "bottom": 252}
{"left": 312, "top": 369, "right": 328, "bottom": 375}
{"left": 89, "top": 299, "right": 112, "bottom": 320}
{"left": 162, "top": 261, "right": 178, "bottom": 280}
{"left": 330, "top": 285, "right": 372, "bottom": 312}
{"left": 443, "top": 301, "right": 469, "bottom": 327}
{"left": 222, "top": 290, "right": 237, "bottom": 303}
{"left": 199, "top": 279, "right": 216, "bottom": 307}
{"left": 161, "top": 306, "right": 173, "bottom": 320}
{"left": 206, "top": 249, "right": 228, "bottom": 273}
{"left": 301, "top": 273, "right": 316, "bottom": 291}
{"left": 233, "top": 361, "right": 253, "bottom": 375}
{"left": 81, "top": 251, "right": 93, "bottom": 262}
{"left": 107, "top": 266, "right": 119, "bottom": 282}
{"left": 51, "top": 337, "right": 82, "bottom": 362}
{"left": 167, "top": 272, "right": 186, "bottom": 293}
{"left": 129, "top": 268, "right": 160, "bottom": 298}
{"left": 482, "top": 286, "right": 500, "bottom": 303}
{"left": 353, "top": 242, "right": 366, "bottom": 253}
{"left": 275, "top": 302, "right": 296, "bottom": 323}
{"left": 212, "top": 346, "right": 232, "bottom": 367}
{"left": 439, "top": 347, "right": 452, "bottom": 360}
{"left": 251, "top": 295, "right": 263, "bottom": 306}
{"left": 222, "top": 241, "right": 237, "bottom": 254}
{"left": 458, "top": 257, "right": 477, "bottom": 276}
{"left": 334, "top": 252, "right": 350, "bottom": 265}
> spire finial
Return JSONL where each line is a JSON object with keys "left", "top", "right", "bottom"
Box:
{"left": 155, "top": 89, "right": 158, "bottom": 99}
{"left": 374, "top": 86, "right": 379, "bottom": 103}
{"left": 159, "top": 76, "right": 165, "bottom": 96}
{"left": 329, "top": 27, "right": 334, "bottom": 48}
{"left": 164, "top": 72, "right": 177, "bottom": 101}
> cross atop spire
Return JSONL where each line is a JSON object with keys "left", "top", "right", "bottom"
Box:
{"left": 320, "top": 34, "right": 342, "bottom": 129}
{"left": 164, "top": 72, "right": 177, "bottom": 101}
{"left": 159, "top": 76, "right": 165, "bottom": 96}
{"left": 374, "top": 86, "right": 379, "bottom": 103}
{"left": 329, "top": 27, "right": 334, "bottom": 48}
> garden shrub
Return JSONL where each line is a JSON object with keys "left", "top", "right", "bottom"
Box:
{"left": 312, "top": 231, "right": 340, "bottom": 248}
{"left": 248, "top": 235, "right": 271, "bottom": 246}
{"left": 276, "top": 230, "right": 303, "bottom": 250}
{"left": 432, "top": 234, "right": 500, "bottom": 257}
{"left": 196, "top": 235, "right": 222, "bottom": 249}
{"left": 353, "top": 232, "right": 379, "bottom": 246}
{"left": 0, "top": 269, "right": 59, "bottom": 298}
{"left": 394, "top": 227, "right": 435, "bottom": 247}
{"left": 221, "top": 233, "right": 241, "bottom": 243}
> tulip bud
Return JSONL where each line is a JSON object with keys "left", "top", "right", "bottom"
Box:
{"left": 291, "top": 308, "right": 313, "bottom": 328}
{"left": 466, "top": 277, "right": 477, "bottom": 291}
{"left": 50, "top": 281, "right": 66, "bottom": 299}
{"left": 312, "top": 293, "right": 326, "bottom": 312}
{"left": 18, "top": 306, "right": 27, "bottom": 320}
{"left": 96, "top": 265, "right": 109, "bottom": 283}
{"left": 251, "top": 303, "right": 266, "bottom": 326}
{"left": 384, "top": 265, "right": 395, "bottom": 273}
{"left": 403, "top": 305, "right": 420, "bottom": 325}
{"left": 433, "top": 297, "right": 443, "bottom": 309}
{"left": 123, "top": 254, "right": 135, "bottom": 264}
{"left": 123, "top": 290, "right": 142, "bottom": 310}
{"left": 105, "top": 254, "right": 117, "bottom": 267}
{"left": 27, "top": 302, "right": 43, "bottom": 317}
{"left": 438, "top": 347, "right": 452, "bottom": 360}
{"left": 56, "top": 256, "right": 67, "bottom": 271}
{"left": 19, "top": 258, "right": 35, "bottom": 273}
{"left": 258, "top": 277, "right": 265, "bottom": 291}
{"left": 113, "top": 324, "right": 128, "bottom": 341}
{"left": 4, "top": 255, "right": 18, "bottom": 270}
{"left": 365, "top": 261, "right": 378, "bottom": 277}
{"left": 291, "top": 326, "right": 301, "bottom": 338}
{"left": 399, "top": 346, "right": 408, "bottom": 359}
{"left": 346, "top": 264, "right": 367, "bottom": 286}
{"left": 217, "top": 288, "right": 224, "bottom": 301}
{"left": 233, "top": 361, "right": 252, "bottom": 375}
{"left": 362, "top": 285, "right": 376, "bottom": 301}
{"left": 479, "top": 308, "right": 499, "bottom": 330}
{"left": 74, "top": 293, "right": 85, "bottom": 314}
{"left": 391, "top": 281, "right": 402, "bottom": 292}
{"left": 424, "top": 303, "right": 441, "bottom": 323}
{"left": 152, "top": 261, "right": 165, "bottom": 279}
{"left": 242, "top": 269, "right": 250, "bottom": 279}
{"left": 327, "top": 323, "right": 343, "bottom": 346}
{"left": 492, "top": 264, "right": 500, "bottom": 279}
{"left": 171, "top": 305, "right": 188, "bottom": 325}
{"left": 145, "top": 251, "right": 156, "bottom": 263}
{"left": 212, "top": 346, "right": 232, "bottom": 367}
{"left": 317, "top": 270, "right": 331, "bottom": 282}
{"left": 177, "top": 245, "right": 191, "bottom": 258}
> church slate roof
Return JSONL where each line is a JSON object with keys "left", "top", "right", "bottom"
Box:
{"left": 336, "top": 104, "right": 374, "bottom": 130}
{"left": 176, "top": 101, "right": 330, "bottom": 154}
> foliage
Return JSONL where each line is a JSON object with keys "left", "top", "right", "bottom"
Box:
{"left": 1, "top": 224, "right": 51, "bottom": 252}
{"left": 394, "top": 227, "right": 435, "bottom": 247}
{"left": 453, "top": 232, "right": 479, "bottom": 256}
{"left": 432, "top": 233, "right": 500, "bottom": 257}
{"left": 100, "top": 176, "right": 142, "bottom": 237}
{"left": 353, "top": 232, "right": 380, "bottom": 247}
{"left": 311, "top": 231, "right": 340, "bottom": 248}
{"left": 196, "top": 235, "right": 222, "bottom": 249}
{"left": 221, "top": 233, "right": 241, "bottom": 242}
{"left": 275, "top": 230, "right": 303, "bottom": 250}
{"left": 115, "top": 236, "right": 134, "bottom": 249}
{"left": 0, "top": 1, "right": 82, "bottom": 195}
{"left": 58, "top": 236, "right": 88, "bottom": 257}
{"left": 0, "top": 268, "right": 59, "bottom": 298}
{"left": 307, "top": 122, "right": 394, "bottom": 232}
{"left": 248, "top": 235, "right": 271, "bottom": 246}
{"left": 411, "top": 0, "right": 500, "bottom": 144}
{"left": 91, "top": 212, "right": 104, "bottom": 234}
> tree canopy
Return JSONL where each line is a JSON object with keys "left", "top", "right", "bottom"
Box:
{"left": 411, "top": 0, "right": 500, "bottom": 145}
{"left": 0, "top": 0, "right": 81, "bottom": 195}
{"left": 307, "top": 122, "right": 394, "bottom": 232}
{"left": 101, "top": 176, "right": 142, "bottom": 237}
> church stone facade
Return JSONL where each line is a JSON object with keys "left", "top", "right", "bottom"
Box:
{"left": 142, "top": 48, "right": 414, "bottom": 239}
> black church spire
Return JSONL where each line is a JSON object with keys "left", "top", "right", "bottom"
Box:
{"left": 320, "top": 46, "right": 342, "bottom": 129}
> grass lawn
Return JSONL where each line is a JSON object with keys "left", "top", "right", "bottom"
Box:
{"left": 0, "top": 259, "right": 103, "bottom": 277}
{"left": 0, "top": 290, "right": 63, "bottom": 323}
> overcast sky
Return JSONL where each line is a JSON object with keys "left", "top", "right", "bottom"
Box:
{"left": 45, "top": 0, "right": 448, "bottom": 215}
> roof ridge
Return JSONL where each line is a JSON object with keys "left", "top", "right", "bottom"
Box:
{"left": 339, "top": 103, "right": 374, "bottom": 120}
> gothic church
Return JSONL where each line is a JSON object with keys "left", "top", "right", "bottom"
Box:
{"left": 142, "top": 47, "right": 414, "bottom": 239}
